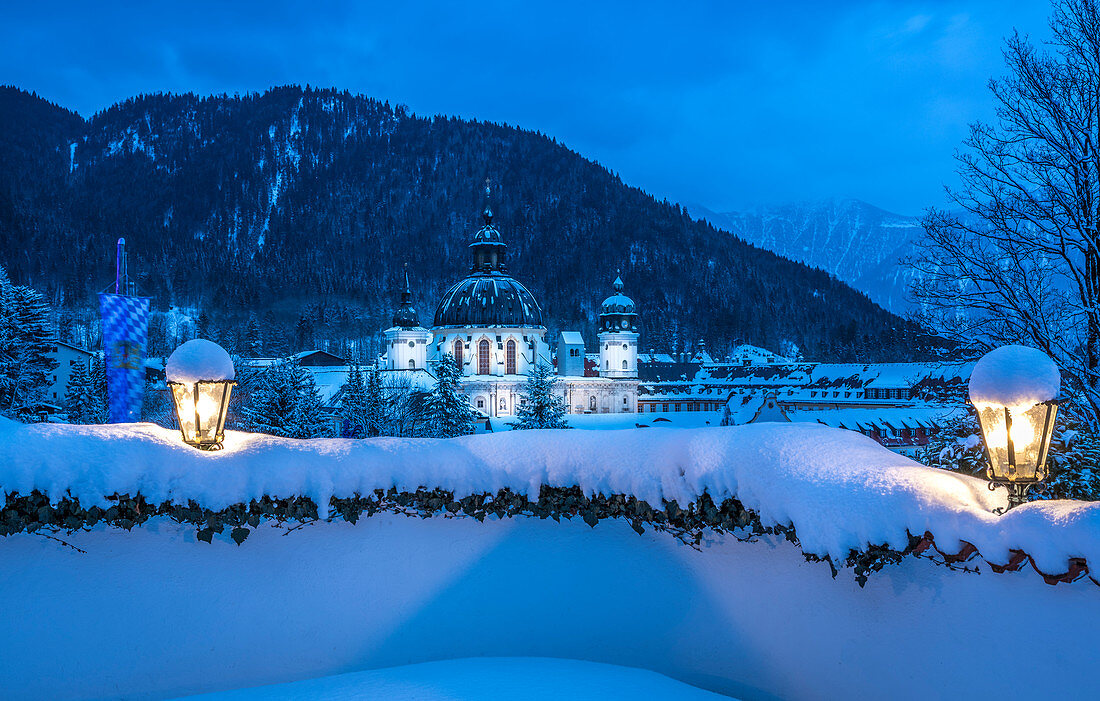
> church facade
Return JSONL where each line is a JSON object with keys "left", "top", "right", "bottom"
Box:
{"left": 379, "top": 185, "right": 640, "bottom": 418}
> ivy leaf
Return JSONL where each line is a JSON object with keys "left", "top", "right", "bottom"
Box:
{"left": 230, "top": 527, "right": 249, "bottom": 545}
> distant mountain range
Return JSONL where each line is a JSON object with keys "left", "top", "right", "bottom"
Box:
{"left": 688, "top": 199, "right": 923, "bottom": 314}
{"left": 0, "top": 85, "right": 931, "bottom": 361}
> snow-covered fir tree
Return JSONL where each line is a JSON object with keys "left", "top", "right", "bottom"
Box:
{"left": 0, "top": 266, "right": 58, "bottom": 420}
{"left": 509, "top": 363, "right": 571, "bottom": 430}
{"left": 363, "top": 364, "right": 387, "bottom": 437}
{"left": 422, "top": 354, "right": 477, "bottom": 438}
{"left": 63, "top": 361, "right": 91, "bottom": 423}
{"left": 239, "top": 359, "right": 332, "bottom": 438}
{"left": 339, "top": 364, "right": 369, "bottom": 437}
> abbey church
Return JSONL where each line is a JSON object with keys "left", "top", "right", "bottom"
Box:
{"left": 378, "top": 184, "right": 640, "bottom": 418}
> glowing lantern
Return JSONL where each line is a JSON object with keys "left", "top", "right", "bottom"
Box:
{"left": 968, "top": 345, "right": 1060, "bottom": 511}
{"left": 166, "top": 339, "right": 236, "bottom": 450}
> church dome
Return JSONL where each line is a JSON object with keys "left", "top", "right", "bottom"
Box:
{"left": 598, "top": 274, "right": 638, "bottom": 332}
{"left": 433, "top": 274, "right": 544, "bottom": 328}
{"left": 600, "top": 275, "right": 636, "bottom": 314}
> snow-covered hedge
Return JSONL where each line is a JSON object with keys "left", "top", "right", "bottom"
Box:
{"left": 2, "top": 417, "right": 1098, "bottom": 586}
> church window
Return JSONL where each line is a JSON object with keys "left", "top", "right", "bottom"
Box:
{"left": 408, "top": 340, "right": 415, "bottom": 348}
{"left": 454, "top": 340, "right": 464, "bottom": 367}
{"left": 506, "top": 339, "right": 516, "bottom": 374}
{"left": 478, "top": 339, "right": 490, "bottom": 375}
{"left": 605, "top": 360, "right": 609, "bottom": 370}
{"left": 622, "top": 343, "right": 628, "bottom": 350}
{"left": 622, "top": 360, "right": 628, "bottom": 370}
{"left": 622, "top": 396, "right": 628, "bottom": 405}
{"left": 408, "top": 359, "right": 415, "bottom": 369}
{"left": 477, "top": 398, "right": 485, "bottom": 408}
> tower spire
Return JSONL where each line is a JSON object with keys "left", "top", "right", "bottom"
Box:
{"left": 469, "top": 177, "right": 506, "bottom": 273}
{"left": 392, "top": 263, "right": 420, "bottom": 328}
{"left": 483, "top": 176, "right": 493, "bottom": 225}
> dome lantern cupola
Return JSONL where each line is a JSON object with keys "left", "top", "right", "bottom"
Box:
{"left": 432, "top": 179, "right": 545, "bottom": 329}
{"left": 469, "top": 177, "right": 507, "bottom": 273}
{"left": 599, "top": 272, "right": 638, "bottom": 332}
{"left": 391, "top": 265, "right": 421, "bottom": 329}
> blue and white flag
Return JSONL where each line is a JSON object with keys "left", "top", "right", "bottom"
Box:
{"left": 99, "top": 293, "right": 151, "bottom": 423}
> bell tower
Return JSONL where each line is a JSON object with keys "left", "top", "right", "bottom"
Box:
{"left": 598, "top": 274, "right": 639, "bottom": 379}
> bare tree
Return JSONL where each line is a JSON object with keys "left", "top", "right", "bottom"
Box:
{"left": 912, "top": 0, "right": 1100, "bottom": 426}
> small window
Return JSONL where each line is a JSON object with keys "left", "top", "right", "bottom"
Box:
{"left": 408, "top": 340, "right": 415, "bottom": 348}
{"left": 477, "top": 398, "right": 485, "bottom": 408}
{"left": 623, "top": 396, "right": 628, "bottom": 405}
{"left": 622, "top": 343, "right": 628, "bottom": 350}
{"left": 408, "top": 359, "right": 415, "bottom": 369}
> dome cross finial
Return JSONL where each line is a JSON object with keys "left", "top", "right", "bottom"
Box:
{"left": 483, "top": 176, "right": 493, "bottom": 225}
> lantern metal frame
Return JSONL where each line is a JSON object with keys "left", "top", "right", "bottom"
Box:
{"left": 978, "top": 399, "right": 1058, "bottom": 513}
{"left": 167, "top": 379, "right": 236, "bottom": 451}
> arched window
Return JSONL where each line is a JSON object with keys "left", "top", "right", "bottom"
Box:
{"left": 622, "top": 360, "right": 628, "bottom": 370}
{"left": 408, "top": 359, "right": 416, "bottom": 369}
{"left": 506, "top": 339, "right": 516, "bottom": 374}
{"left": 453, "top": 340, "right": 464, "bottom": 368}
{"left": 478, "top": 339, "right": 490, "bottom": 375}
{"left": 589, "top": 396, "right": 596, "bottom": 411}
{"left": 605, "top": 360, "right": 609, "bottom": 370}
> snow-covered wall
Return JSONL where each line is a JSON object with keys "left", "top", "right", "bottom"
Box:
{"left": 1, "top": 418, "right": 1098, "bottom": 699}
{"left": 2, "top": 417, "right": 1098, "bottom": 580}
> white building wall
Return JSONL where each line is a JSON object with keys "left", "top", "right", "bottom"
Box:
{"left": 383, "top": 327, "right": 432, "bottom": 371}
{"left": 431, "top": 327, "right": 550, "bottom": 378}
{"left": 598, "top": 331, "right": 639, "bottom": 379}
{"left": 47, "top": 343, "right": 95, "bottom": 407}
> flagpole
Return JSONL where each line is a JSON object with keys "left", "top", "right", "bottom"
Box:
{"left": 115, "top": 237, "right": 127, "bottom": 296}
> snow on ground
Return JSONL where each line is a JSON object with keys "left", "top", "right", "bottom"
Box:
{"left": 180, "top": 657, "right": 732, "bottom": 700}
{"left": 2, "top": 416, "right": 1098, "bottom": 570}
{"left": 1, "top": 516, "right": 1097, "bottom": 700}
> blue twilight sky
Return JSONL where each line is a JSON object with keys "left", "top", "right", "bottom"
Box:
{"left": 1, "top": 1, "right": 1051, "bottom": 215}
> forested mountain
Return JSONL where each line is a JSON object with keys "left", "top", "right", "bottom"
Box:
{"left": 0, "top": 85, "right": 930, "bottom": 361}
{"left": 690, "top": 199, "right": 922, "bottom": 314}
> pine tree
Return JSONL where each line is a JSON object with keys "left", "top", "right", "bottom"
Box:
{"left": 422, "top": 354, "right": 476, "bottom": 438}
{"left": 239, "top": 358, "right": 332, "bottom": 438}
{"left": 339, "top": 363, "right": 368, "bottom": 437}
{"left": 243, "top": 313, "right": 263, "bottom": 356}
{"left": 85, "top": 355, "right": 109, "bottom": 423}
{"left": 362, "top": 364, "right": 387, "bottom": 437}
{"left": 510, "top": 362, "right": 571, "bottom": 430}
{"left": 63, "top": 361, "right": 90, "bottom": 423}
{"left": 0, "top": 267, "right": 58, "bottom": 419}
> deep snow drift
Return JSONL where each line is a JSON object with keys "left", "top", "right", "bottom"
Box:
{"left": 2, "top": 516, "right": 1097, "bottom": 701}
{"left": 181, "top": 657, "right": 732, "bottom": 700}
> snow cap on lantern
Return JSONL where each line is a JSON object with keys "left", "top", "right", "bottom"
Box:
{"left": 167, "top": 339, "right": 236, "bottom": 384}
{"left": 968, "top": 345, "right": 1059, "bottom": 409}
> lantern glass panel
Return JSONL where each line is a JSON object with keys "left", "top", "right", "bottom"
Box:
{"left": 170, "top": 380, "right": 233, "bottom": 447}
{"left": 976, "top": 401, "right": 1057, "bottom": 482}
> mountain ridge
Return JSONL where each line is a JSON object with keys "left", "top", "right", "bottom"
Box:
{"left": 0, "top": 85, "right": 928, "bottom": 361}
{"left": 688, "top": 198, "right": 923, "bottom": 313}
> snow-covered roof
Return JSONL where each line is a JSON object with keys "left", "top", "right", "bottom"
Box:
{"left": 433, "top": 273, "right": 544, "bottom": 329}
{"left": 969, "top": 345, "right": 1060, "bottom": 408}
{"left": 558, "top": 331, "right": 584, "bottom": 345}
{"left": 166, "top": 339, "right": 235, "bottom": 383}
